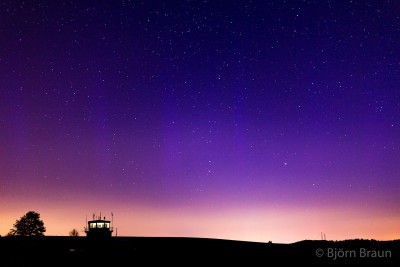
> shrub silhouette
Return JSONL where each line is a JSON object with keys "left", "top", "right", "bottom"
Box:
{"left": 69, "top": 228, "right": 79, "bottom": 236}
{"left": 9, "top": 211, "right": 46, "bottom": 236}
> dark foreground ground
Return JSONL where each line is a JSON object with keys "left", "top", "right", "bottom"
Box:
{"left": 0, "top": 236, "right": 399, "bottom": 266}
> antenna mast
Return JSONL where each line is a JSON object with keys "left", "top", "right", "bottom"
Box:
{"left": 320, "top": 230, "right": 326, "bottom": 241}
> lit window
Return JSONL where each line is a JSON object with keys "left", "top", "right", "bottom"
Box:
{"left": 97, "top": 223, "right": 104, "bottom": 228}
{"left": 104, "top": 223, "right": 109, "bottom": 228}
{"left": 90, "top": 223, "right": 96, "bottom": 228}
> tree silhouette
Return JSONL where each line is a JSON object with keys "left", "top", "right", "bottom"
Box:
{"left": 69, "top": 228, "right": 79, "bottom": 236}
{"left": 9, "top": 211, "right": 46, "bottom": 236}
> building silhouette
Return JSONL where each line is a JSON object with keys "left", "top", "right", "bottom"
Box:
{"left": 85, "top": 215, "right": 113, "bottom": 238}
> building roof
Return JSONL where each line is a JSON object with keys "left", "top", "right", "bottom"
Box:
{"left": 88, "top": 219, "right": 111, "bottom": 223}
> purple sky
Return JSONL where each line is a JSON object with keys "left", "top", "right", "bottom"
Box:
{"left": 1, "top": 0, "right": 399, "bottom": 242}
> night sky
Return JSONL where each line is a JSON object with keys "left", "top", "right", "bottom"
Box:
{"left": 1, "top": 0, "right": 399, "bottom": 243}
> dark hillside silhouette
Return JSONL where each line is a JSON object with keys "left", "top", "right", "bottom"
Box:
{"left": 0, "top": 236, "right": 398, "bottom": 266}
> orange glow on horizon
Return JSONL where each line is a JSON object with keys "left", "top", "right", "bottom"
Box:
{"left": 1, "top": 197, "right": 398, "bottom": 243}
